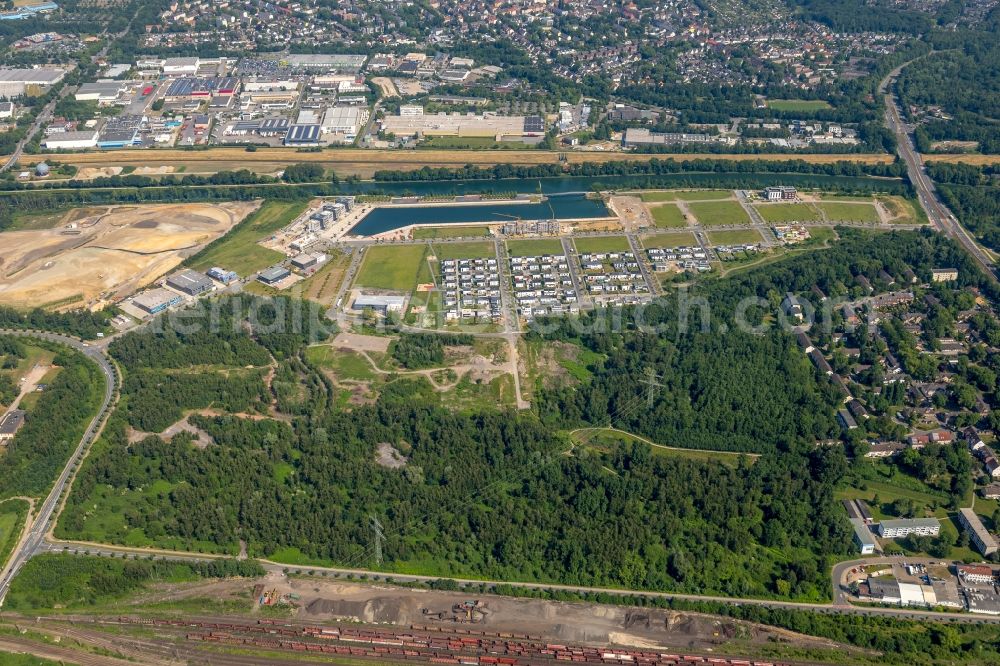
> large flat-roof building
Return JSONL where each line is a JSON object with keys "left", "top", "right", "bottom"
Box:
{"left": 0, "top": 67, "right": 65, "bottom": 98}
{"left": 381, "top": 112, "right": 543, "bottom": 139}
{"left": 282, "top": 54, "right": 367, "bottom": 71}
{"left": 958, "top": 508, "right": 999, "bottom": 556}
{"left": 162, "top": 57, "right": 200, "bottom": 75}
{"left": 75, "top": 81, "right": 128, "bottom": 103}
{"left": 351, "top": 294, "right": 406, "bottom": 314}
{"left": 623, "top": 127, "right": 715, "bottom": 147}
{"left": 284, "top": 124, "right": 321, "bottom": 146}
{"left": 258, "top": 266, "right": 291, "bottom": 285}
{"left": 43, "top": 130, "right": 99, "bottom": 150}
{"left": 877, "top": 518, "right": 941, "bottom": 539}
{"left": 133, "top": 288, "right": 183, "bottom": 315}
{"left": 166, "top": 269, "right": 214, "bottom": 296}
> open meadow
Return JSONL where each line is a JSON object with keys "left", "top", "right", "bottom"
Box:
{"left": 355, "top": 244, "right": 428, "bottom": 291}
{"left": 688, "top": 201, "right": 751, "bottom": 226}
{"left": 185, "top": 200, "right": 304, "bottom": 276}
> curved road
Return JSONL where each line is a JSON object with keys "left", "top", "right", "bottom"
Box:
{"left": 0, "top": 329, "right": 995, "bottom": 626}
{"left": 0, "top": 330, "right": 117, "bottom": 603}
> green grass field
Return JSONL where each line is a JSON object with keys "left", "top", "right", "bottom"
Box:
{"left": 0, "top": 499, "right": 29, "bottom": 571}
{"left": 421, "top": 136, "right": 532, "bottom": 150}
{"left": 688, "top": 201, "right": 751, "bottom": 226}
{"left": 766, "top": 99, "right": 833, "bottom": 111}
{"left": 505, "top": 238, "right": 565, "bottom": 256}
{"left": 573, "top": 235, "right": 631, "bottom": 253}
{"left": 641, "top": 232, "right": 698, "bottom": 248}
{"left": 186, "top": 200, "right": 307, "bottom": 276}
{"left": 755, "top": 203, "right": 822, "bottom": 223}
{"left": 816, "top": 202, "right": 880, "bottom": 223}
{"left": 650, "top": 203, "right": 687, "bottom": 228}
{"left": 571, "top": 428, "right": 753, "bottom": 468}
{"left": 305, "top": 346, "right": 381, "bottom": 382}
{"left": 879, "top": 196, "right": 927, "bottom": 225}
{"left": 412, "top": 225, "right": 491, "bottom": 239}
{"left": 641, "top": 190, "right": 732, "bottom": 202}
{"left": 433, "top": 241, "right": 496, "bottom": 260}
{"left": 708, "top": 229, "right": 763, "bottom": 245}
{"left": 354, "top": 244, "right": 428, "bottom": 291}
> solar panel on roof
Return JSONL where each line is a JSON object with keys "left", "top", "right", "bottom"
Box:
{"left": 523, "top": 116, "right": 544, "bottom": 132}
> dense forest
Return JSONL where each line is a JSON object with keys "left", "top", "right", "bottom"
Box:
{"left": 3, "top": 553, "right": 263, "bottom": 611}
{"left": 899, "top": 11, "right": 1000, "bottom": 154}
{"left": 109, "top": 296, "right": 331, "bottom": 431}
{"left": 57, "top": 229, "right": 990, "bottom": 603}
{"left": 0, "top": 305, "right": 111, "bottom": 339}
{"left": 0, "top": 341, "right": 104, "bottom": 499}
{"left": 392, "top": 332, "right": 475, "bottom": 369}
{"left": 927, "top": 163, "right": 1000, "bottom": 252}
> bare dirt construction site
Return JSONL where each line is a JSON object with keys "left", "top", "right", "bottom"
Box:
{"left": 116, "top": 572, "right": 872, "bottom": 660}
{"left": 0, "top": 202, "right": 259, "bottom": 309}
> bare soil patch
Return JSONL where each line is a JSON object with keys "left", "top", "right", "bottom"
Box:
{"left": 0, "top": 202, "right": 258, "bottom": 309}
{"left": 134, "top": 574, "right": 872, "bottom": 658}
{"left": 375, "top": 442, "right": 408, "bottom": 469}
{"left": 331, "top": 332, "right": 392, "bottom": 354}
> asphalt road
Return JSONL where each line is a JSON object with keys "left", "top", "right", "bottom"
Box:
{"left": 31, "top": 537, "right": 1000, "bottom": 625}
{"left": 880, "top": 62, "right": 997, "bottom": 281}
{"left": 0, "top": 330, "right": 117, "bottom": 604}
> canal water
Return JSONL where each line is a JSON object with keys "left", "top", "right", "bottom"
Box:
{"left": 348, "top": 193, "right": 609, "bottom": 236}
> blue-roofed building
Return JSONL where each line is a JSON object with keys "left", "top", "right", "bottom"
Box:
{"left": 0, "top": 2, "right": 58, "bottom": 20}
{"left": 207, "top": 267, "right": 239, "bottom": 284}
{"left": 284, "top": 124, "right": 321, "bottom": 146}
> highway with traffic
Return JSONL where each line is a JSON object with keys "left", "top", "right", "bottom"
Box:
{"left": 0, "top": 54, "right": 997, "bottom": 627}
{"left": 880, "top": 62, "right": 997, "bottom": 282}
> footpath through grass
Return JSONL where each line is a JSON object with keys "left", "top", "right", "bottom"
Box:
{"left": 185, "top": 200, "right": 307, "bottom": 276}
{"left": 650, "top": 203, "right": 687, "bottom": 228}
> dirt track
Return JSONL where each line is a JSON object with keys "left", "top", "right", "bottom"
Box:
{"left": 16, "top": 148, "right": 897, "bottom": 176}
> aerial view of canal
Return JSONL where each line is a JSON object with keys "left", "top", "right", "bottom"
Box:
{"left": 347, "top": 193, "right": 609, "bottom": 236}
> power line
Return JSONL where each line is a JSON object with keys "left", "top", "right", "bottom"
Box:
{"left": 639, "top": 367, "right": 663, "bottom": 408}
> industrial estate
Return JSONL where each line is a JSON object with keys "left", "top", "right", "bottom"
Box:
{"left": 1, "top": 0, "right": 1000, "bottom": 665}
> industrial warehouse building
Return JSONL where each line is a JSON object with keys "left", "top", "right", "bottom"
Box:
{"left": 43, "top": 130, "right": 99, "bottom": 150}
{"left": 0, "top": 67, "right": 65, "bottom": 98}
{"left": 132, "top": 288, "right": 183, "bottom": 315}
{"left": 284, "top": 124, "right": 321, "bottom": 146}
{"left": 351, "top": 294, "right": 406, "bottom": 315}
{"left": 166, "top": 269, "right": 214, "bottom": 296}
{"left": 281, "top": 54, "right": 367, "bottom": 71}
{"left": 381, "top": 111, "right": 544, "bottom": 139}
{"left": 623, "top": 127, "right": 717, "bottom": 147}
{"left": 258, "top": 266, "right": 291, "bottom": 285}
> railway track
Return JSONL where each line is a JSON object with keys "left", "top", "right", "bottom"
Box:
{"left": 42, "top": 615, "right": 815, "bottom": 666}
